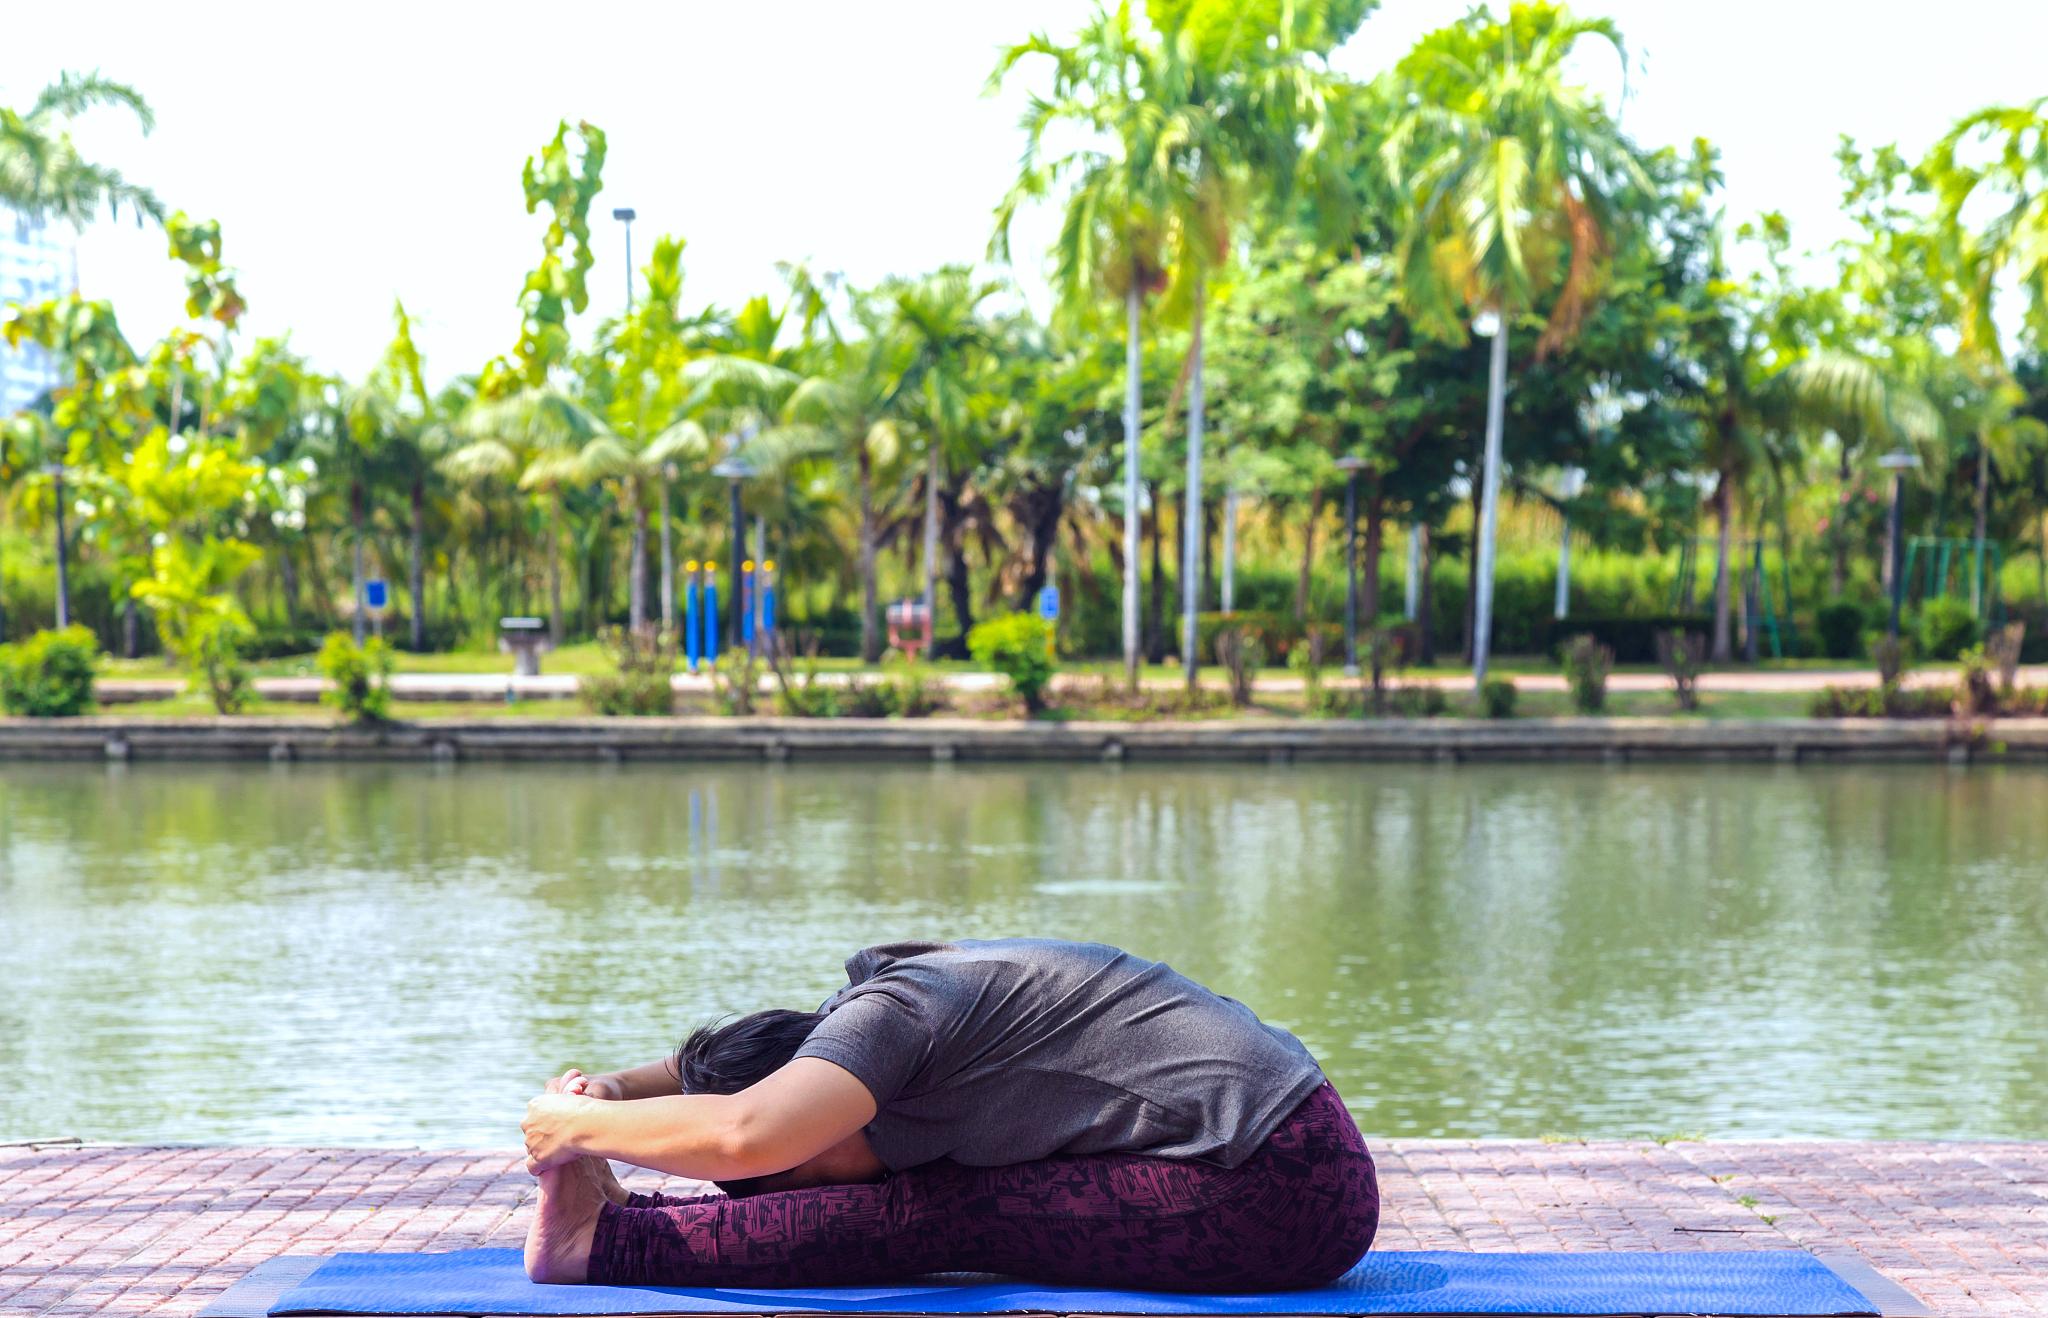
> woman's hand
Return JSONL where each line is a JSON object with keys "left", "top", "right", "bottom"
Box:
{"left": 545, "top": 1068, "right": 624, "bottom": 1101}
{"left": 523, "top": 1093, "right": 598, "bottom": 1175}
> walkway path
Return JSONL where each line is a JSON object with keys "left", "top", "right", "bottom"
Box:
{"left": 1, "top": 1139, "right": 2041, "bottom": 1315}
{"left": 92, "top": 665, "right": 2048, "bottom": 705}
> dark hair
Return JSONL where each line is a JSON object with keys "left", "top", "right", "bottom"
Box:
{"left": 675, "top": 1009, "right": 826, "bottom": 1096}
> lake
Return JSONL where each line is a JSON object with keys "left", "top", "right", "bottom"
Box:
{"left": 1, "top": 760, "right": 2042, "bottom": 1145}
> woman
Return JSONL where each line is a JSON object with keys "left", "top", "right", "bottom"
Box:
{"left": 521, "top": 938, "right": 1378, "bottom": 1291}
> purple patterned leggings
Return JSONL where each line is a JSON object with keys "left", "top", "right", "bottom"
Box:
{"left": 590, "top": 1082, "right": 1378, "bottom": 1292}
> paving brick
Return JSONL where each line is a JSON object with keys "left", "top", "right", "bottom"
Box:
{"left": 2, "top": 1141, "right": 2042, "bottom": 1315}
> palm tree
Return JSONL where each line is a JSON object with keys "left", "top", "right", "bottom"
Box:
{"left": 994, "top": 4, "right": 1171, "bottom": 691}
{"left": 887, "top": 269, "right": 1000, "bottom": 643}
{"left": 1383, "top": 1, "right": 1646, "bottom": 687}
{"left": 1, "top": 72, "right": 162, "bottom": 227}
{"left": 773, "top": 289, "right": 910, "bottom": 661}
{"left": 449, "top": 385, "right": 614, "bottom": 645}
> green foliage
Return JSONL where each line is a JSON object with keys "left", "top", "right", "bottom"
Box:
{"left": 1387, "top": 683, "right": 1447, "bottom": 718}
{"left": 0, "top": 625, "right": 99, "bottom": 717}
{"left": 1479, "top": 676, "right": 1518, "bottom": 719}
{"left": 1809, "top": 683, "right": 1953, "bottom": 718}
{"left": 1915, "top": 596, "right": 1979, "bottom": 660}
{"left": 581, "top": 628, "right": 678, "bottom": 716}
{"left": 1957, "top": 645, "right": 1999, "bottom": 716}
{"left": 317, "top": 632, "right": 395, "bottom": 724}
{"left": 130, "top": 536, "right": 262, "bottom": 714}
{"left": 1815, "top": 602, "right": 1867, "bottom": 659}
{"left": 710, "top": 650, "right": 761, "bottom": 716}
{"left": 968, "top": 612, "right": 1058, "bottom": 714}
{"left": 1656, "top": 629, "right": 1706, "bottom": 712}
{"left": 1561, "top": 634, "right": 1613, "bottom": 714}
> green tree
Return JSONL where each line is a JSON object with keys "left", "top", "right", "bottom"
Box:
{"left": 0, "top": 72, "right": 162, "bottom": 226}
{"left": 1384, "top": 0, "right": 1646, "bottom": 685}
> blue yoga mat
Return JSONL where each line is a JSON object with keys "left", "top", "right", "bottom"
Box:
{"left": 269, "top": 1247, "right": 1880, "bottom": 1316}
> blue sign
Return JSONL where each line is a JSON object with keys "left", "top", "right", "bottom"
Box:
{"left": 1038, "top": 585, "right": 1060, "bottom": 620}
{"left": 364, "top": 579, "right": 389, "bottom": 611}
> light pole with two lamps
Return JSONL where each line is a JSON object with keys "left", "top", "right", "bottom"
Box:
{"left": 1469, "top": 307, "right": 1508, "bottom": 691}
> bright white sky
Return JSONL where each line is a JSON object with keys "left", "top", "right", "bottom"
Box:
{"left": 4, "top": 1, "right": 2044, "bottom": 388}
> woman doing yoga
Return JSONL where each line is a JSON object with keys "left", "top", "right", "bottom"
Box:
{"left": 521, "top": 938, "right": 1379, "bottom": 1291}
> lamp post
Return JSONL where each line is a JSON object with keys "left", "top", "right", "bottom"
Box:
{"left": 611, "top": 207, "right": 637, "bottom": 313}
{"left": 712, "top": 430, "right": 755, "bottom": 651}
{"left": 1469, "top": 307, "right": 1507, "bottom": 691}
{"left": 1335, "top": 455, "right": 1368, "bottom": 678}
{"left": 1879, "top": 448, "right": 1922, "bottom": 641}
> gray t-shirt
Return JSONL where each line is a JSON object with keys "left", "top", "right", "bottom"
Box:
{"left": 792, "top": 938, "right": 1325, "bottom": 1172}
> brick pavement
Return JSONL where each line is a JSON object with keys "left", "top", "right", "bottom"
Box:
{"left": 2, "top": 1140, "right": 2042, "bottom": 1316}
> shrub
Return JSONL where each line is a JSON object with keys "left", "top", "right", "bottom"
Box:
{"left": 1561, "top": 634, "right": 1613, "bottom": 714}
{"left": 1916, "top": 596, "right": 1979, "bottom": 661}
{"left": 0, "top": 626, "right": 100, "bottom": 717}
{"left": 1214, "top": 625, "right": 1265, "bottom": 709}
{"left": 884, "top": 657, "right": 945, "bottom": 718}
{"left": 1479, "top": 676, "right": 1518, "bottom": 719}
{"left": 768, "top": 633, "right": 841, "bottom": 718}
{"left": 1541, "top": 614, "right": 1712, "bottom": 665}
{"left": 710, "top": 649, "right": 760, "bottom": 716}
{"left": 1814, "top": 602, "right": 1865, "bottom": 659}
{"left": 1388, "top": 683, "right": 1447, "bottom": 718}
{"left": 582, "top": 628, "right": 679, "bottom": 716}
{"left": 1290, "top": 628, "right": 1351, "bottom": 717}
{"left": 317, "top": 632, "right": 395, "bottom": 723}
{"left": 1809, "top": 684, "right": 1884, "bottom": 718}
{"left": 1956, "top": 645, "right": 1998, "bottom": 717}
{"left": 1656, "top": 629, "right": 1706, "bottom": 712}
{"left": 1867, "top": 633, "right": 1911, "bottom": 688}
{"left": 187, "top": 616, "right": 254, "bottom": 715}
{"left": 968, "top": 613, "right": 1057, "bottom": 714}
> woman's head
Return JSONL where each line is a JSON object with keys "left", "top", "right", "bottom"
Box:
{"left": 673, "top": 1009, "right": 826, "bottom": 1096}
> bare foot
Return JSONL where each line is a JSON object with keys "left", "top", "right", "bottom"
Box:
{"left": 525, "top": 1158, "right": 610, "bottom": 1285}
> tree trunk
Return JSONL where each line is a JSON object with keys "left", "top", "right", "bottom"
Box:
{"left": 409, "top": 477, "right": 426, "bottom": 651}
{"left": 1363, "top": 484, "right": 1385, "bottom": 628}
{"left": 628, "top": 485, "right": 648, "bottom": 633}
{"left": 921, "top": 445, "right": 940, "bottom": 627}
{"left": 1463, "top": 475, "right": 1482, "bottom": 663}
{"left": 1147, "top": 481, "right": 1166, "bottom": 664}
{"left": 1710, "top": 474, "right": 1735, "bottom": 663}
{"left": 350, "top": 479, "right": 367, "bottom": 644}
{"left": 1417, "top": 524, "right": 1436, "bottom": 664}
{"left": 858, "top": 445, "right": 880, "bottom": 663}
{"left": 658, "top": 472, "right": 675, "bottom": 635}
{"left": 1122, "top": 281, "right": 1143, "bottom": 693}
{"left": 548, "top": 497, "right": 565, "bottom": 646}
{"left": 1972, "top": 440, "right": 1991, "bottom": 615}
{"left": 1294, "top": 489, "right": 1323, "bottom": 622}
{"left": 122, "top": 597, "right": 139, "bottom": 660}
{"left": 1830, "top": 446, "right": 1850, "bottom": 598}
{"left": 279, "top": 545, "right": 301, "bottom": 628}
{"left": 1014, "top": 478, "right": 1066, "bottom": 610}
{"left": 52, "top": 472, "right": 71, "bottom": 630}
{"left": 1181, "top": 283, "right": 1205, "bottom": 692}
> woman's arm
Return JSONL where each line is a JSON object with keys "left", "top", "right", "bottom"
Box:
{"left": 591, "top": 1059, "right": 683, "bottom": 1101}
{"left": 523, "top": 1057, "right": 877, "bottom": 1180}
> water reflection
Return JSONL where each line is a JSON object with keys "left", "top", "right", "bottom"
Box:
{"left": 1, "top": 760, "right": 2042, "bottom": 1145}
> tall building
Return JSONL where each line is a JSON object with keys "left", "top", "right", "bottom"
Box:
{"left": 0, "top": 217, "right": 74, "bottom": 416}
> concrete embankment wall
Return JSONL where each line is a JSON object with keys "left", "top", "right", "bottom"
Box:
{"left": 2, "top": 716, "right": 2045, "bottom": 764}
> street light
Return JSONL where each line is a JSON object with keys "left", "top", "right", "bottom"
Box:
{"left": 1335, "top": 455, "right": 1368, "bottom": 678}
{"left": 712, "top": 428, "right": 756, "bottom": 650}
{"left": 611, "top": 207, "right": 637, "bottom": 314}
{"left": 1879, "top": 447, "right": 1922, "bottom": 641}
{"left": 1469, "top": 308, "right": 1508, "bottom": 692}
